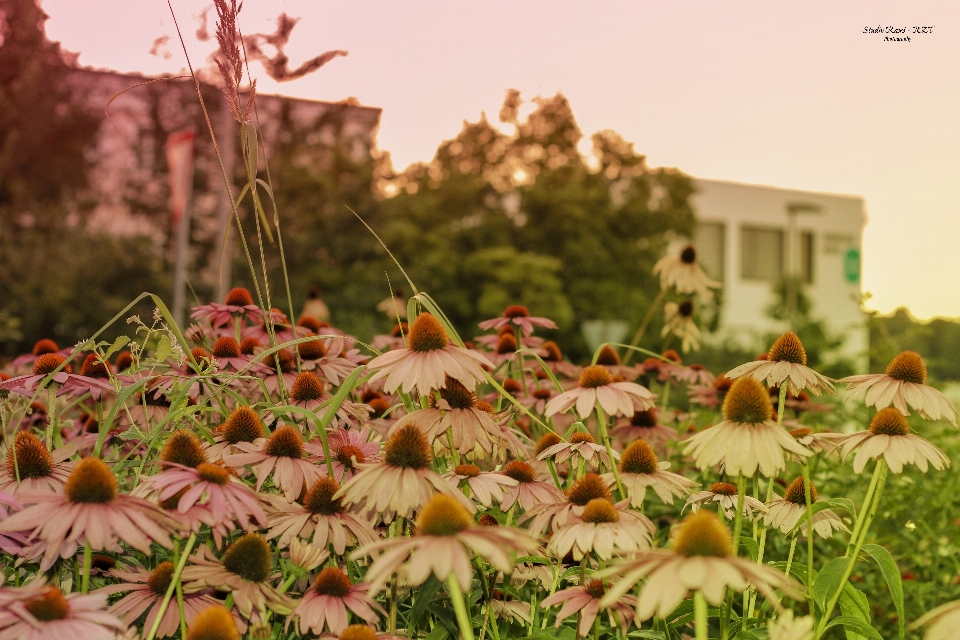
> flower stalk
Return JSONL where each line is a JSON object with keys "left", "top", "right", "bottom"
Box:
{"left": 448, "top": 575, "right": 476, "bottom": 640}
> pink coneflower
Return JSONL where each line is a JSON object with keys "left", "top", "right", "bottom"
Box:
{"left": 0, "top": 457, "right": 178, "bottom": 570}
{"left": 605, "top": 440, "right": 696, "bottom": 508}
{"left": 392, "top": 376, "right": 506, "bottom": 459}
{"left": 727, "top": 332, "right": 836, "bottom": 396}
{"left": 474, "top": 325, "right": 543, "bottom": 351}
{"left": 524, "top": 473, "right": 614, "bottom": 536}
{"left": 442, "top": 464, "right": 517, "bottom": 508}
{"left": 478, "top": 305, "right": 558, "bottom": 336}
{"left": 298, "top": 335, "right": 366, "bottom": 386}
{"left": 313, "top": 427, "right": 382, "bottom": 483}
{"left": 592, "top": 345, "right": 642, "bottom": 380}
{"left": 541, "top": 579, "right": 639, "bottom": 638}
{"left": 242, "top": 308, "right": 305, "bottom": 344}
{"left": 209, "top": 336, "right": 257, "bottom": 372}
{"left": 683, "top": 481, "right": 768, "bottom": 520}
{"left": 545, "top": 365, "right": 655, "bottom": 419}
{"left": 9, "top": 339, "right": 73, "bottom": 372}
{"left": 251, "top": 348, "right": 299, "bottom": 399}
{"left": 370, "top": 322, "right": 408, "bottom": 353}
{"left": 284, "top": 371, "right": 371, "bottom": 429}
{"left": 652, "top": 244, "right": 720, "bottom": 296}
{"left": 293, "top": 567, "right": 383, "bottom": 635}
{"left": 682, "top": 377, "right": 811, "bottom": 478}
{"left": 498, "top": 460, "right": 565, "bottom": 512}
{"left": 610, "top": 409, "right": 678, "bottom": 450}
{"left": 836, "top": 407, "right": 950, "bottom": 474}
{"left": 336, "top": 423, "right": 475, "bottom": 523}
{"left": 224, "top": 425, "right": 326, "bottom": 501}
{"left": 352, "top": 493, "right": 538, "bottom": 593}
{"left": 264, "top": 476, "right": 379, "bottom": 553}
{"left": 191, "top": 287, "right": 263, "bottom": 328}
{"left": 0, "top": 491, "right": 25, "bottom": 554}
{"left": 786, "top": 426, "right": 844, "bottom": 461}
{"left": 0, "top": 432, "right": 75, "bottom": 495}
{"left": 142, "top": 461, "right": 267, "bottom": 532}
{"left": 365, "top": 313, "right": 492, "bottom": 397}
{"left": 182, "top": 534, "right": 294, "bottom": 619}
{"left": 598, "top": 511, "right": 799, "bottom": 621}
{"left": 96, "top": 562, "right": 222, "bottom": 638}
{"left": 688, "top": 372, "right": 733, "bottom": 409}
{"left": 205, "top": 405, "right": 267, "bottom": 461}
{"left": 0, "top": 584, "right": 126, "bottom": 640}
{"left": 763, "top": 477, "right": 848, "bottom": 539}
{"left": 488, "top": 590, "right": 532, "bottom": 625}
{"left": 547, "top": 498, "right": 654, "bottom": 561}
{"left": 0, "top": 353, "right": 115, "bottom": 400}
{"left": 840, "top": 350, "right": 958, "bottom": 425}
{"left": 537, "top": 431, "right": 618, "bottom": 469}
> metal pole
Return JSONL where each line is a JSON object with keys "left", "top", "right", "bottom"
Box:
{"left": 171, "top": 168, "right": 194, "bottom": 329}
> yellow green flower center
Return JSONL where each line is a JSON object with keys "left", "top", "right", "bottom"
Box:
{"left": 222, "top": 533, "right": 271, "bottom": 583}
{"left": 885, "top": 351, "right": 927, "bottom": 385}
{"left": 407, "top": 313, "right": 449, "bottom": 352}
{"left": 581, "top": 498, "right": 619, "bottom": 524}
{"left": 722, "top": 377, "right": 773, "bottom": 425}
{"left": 869, "top": 407, "right": 911, "bottom": 436}
{"left": 417, "top": 493, "right": 472, "bottom": 536}
{"left": 568, "top": 473, "right": 612, "bottom": 506}
{"left": 64, "top": 457, "right": 118, "bottom": 504}
{"left": 620, "top": 440, "right": 659, "bottom": 475}
{"left": 673, "top": 511, "right": 732, "bottom": 558}
{"left": 768, "top": 332, "right": 807, "bottom": 365}
{"left": 579, "top": 365, "right": 612, "bottom": 389}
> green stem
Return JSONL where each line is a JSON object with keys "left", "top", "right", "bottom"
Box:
{"left": 623, "top": 288, "right": 666, "bottom": 366}
{"left": 694, "top": 590, "right": 709, "bottom": 640}
{"left": 802, "top": 464, "right": 815, "bottom": 614}
{"left": 144, "top": 532, "right": 197, "bottom": 640}
{"left": 81, "top": 540, "right": 91, "bottom": 594}
{"left": 814, "top": 460, "right": 887, "bottom": 640}
{"left": 784, "top": 537, "right": 798, "bottom": 583}
{"left": 596, "top": 407, "right": 624, "bottom": 499}
{"left": 845, "top": 458, "right": 882, "bottom": 556}
{"left": 721, "top": 475, "right": 746, "bottom": 639}
{"left": 45, "top": 386, "right": 57, "bottom": 450}
{"left": 173, "top": 538, "right": 187, "bottom": 638}
{"left": 448, "top": 575, "right": 476, "bottom": 640}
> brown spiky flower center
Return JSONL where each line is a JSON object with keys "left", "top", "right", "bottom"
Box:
{"left": 709, "top": 481, "right": 737, "bottom": 496}
{"left": 869, "top": 407, "right": 911, "bottom": 436}
{"left": 161, "top": 431, "right": 208, "bottom": 468}
{"left": 542, "top": 341, "right": 562, "bottom": 362}
{"left": 297, "top": 336, "right": 326, "bottom": 361}
{"left": 784, "top": 476, "right": 818, "bottom": 506}
{"left": 222, "top": 533, "right": 271, "bottom": 583}
{"left": 340, "top": 625, "right": 379, "bottom": 640}
{"left": 149, "top": 561, "right": 175, "bottom": 596}
{"left": 80, "top": 354, "right": 110, "bottom": 379}
{"left": 885, "top": 351, "right": 927, "bottom": 384}
{"left": 33, "top": 353, "right": 70, "bottom": 376}
{"left": 581, "top": 498, "right": 619, "bottom": 524}
{"left": 673, "top": 511, "right": 732, "bottom": 558}
{"left": 239, "top": 338, "right": 261, "bottom": 355}
{"left": 454, "top": 464, "right": 481, "bottom": 477}
{"left": 291, "top": 372, "right": 325, "bottom": 403}
{"left": 790, "top": 427, "right": 813, "bottom": 439}
{"left": 680, "top": 245, "right": 697, "bottom": 264}
{"left": 496, "top": 333, "right": 518, "bottom": 354}
{"left": 212, "top": 337, "right": 241, "bottom": 359}
{"left": 64, "top": 457, "right": 117, "bottom": 504}
{"left": 620, "top": 440, "right": 659, "bottom": 475}
{"left": 568, "top": 473, "right": 612, "bottom": 506}
{"left": 595, "top": 345, "right": 621, "bottom": 366}
{"left": 417, "top": 493, "right": 472, "bottom": 536}
{"left": 533, "top": 388, "right": 552, "bottom": 400}
{"left": 502, "top": 460, "right": 536, "bottom": 483}
{"left": 722, "top": 377, "right": 773, "bottom": 425}
{"left": 584, "top": 579, "right": 606, "bottom": 599}
{"left": 265, "top": 426, "right": 305, "bottom": 459}
{"left": 197, "top": 463, "right": 231, "bottom": 485}
{"left": 32, "top": 339, "right": 59, "bottom": 356}
{"left": 631, "top": 410, "right": 657, "bottom": 427}
{"left": 313, "top": 567, "right": 352, "bottom": 597}
{"left": 224, "top": 287, "right": 254, "bottom": 306}
{"left": 270, "top": 349, "right": 296, "bottom": 374}
{"left": 367, "top": 397, "right": 390, "bottom": 418}
{"left": 407, "top": 313, "right": 449, "bottom": 352}
{"left": 439, "top": 377, "right": 477, "bottom": 410}
{"left": 478, "top": 514, "right": 499, "bottom": 526}
{"left": 298, "top": 316, "right": 324, "bottom": 332}
{"left": 535, "top": 432, "right": 562, "bottom": 455}
{"left": 502, "top": 378, "right": 522, "bottom": 394}
{"left": 569, "top": 432, "right": 596, "bottom": 445}
{"left": 186, "top": 605, "right": 240, "bottom": 640}
{"left": 303, "top": 477, "right": 344, "bottom": 515}
{"left": 579, "top": 365, "right": 612, "bottom": 389}
{"left": 504, "top": 305, "right": 530, "bottom": 318}
{"left": 384, "top": 423, "right": 432, "bottom": 469}
{"left": 222, "top": 406, "right": 265, "bottom": 444}
{"left": 24, "top": 586, "right": 69, "bottom": 621}
{"left": 335, "top": 445, "right": 366, "bottom": 469}
{"left": 768, "top": 332, "right": 807, "bottom": 365}
{"left": 6, "top": 432, "right": 53, "bottom": 479}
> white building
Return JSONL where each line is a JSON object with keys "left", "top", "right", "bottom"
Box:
{"left": 689, "top": 178, "right": 868, "bottom": 370}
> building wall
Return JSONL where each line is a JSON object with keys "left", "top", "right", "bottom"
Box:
{"left": 689, "top": 178, "right": 868, "bottom": 370}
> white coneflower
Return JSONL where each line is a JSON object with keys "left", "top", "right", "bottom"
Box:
{"left": 726, "top": 332, "right": 835, "bottom": 396}
{"left": 837, "top": 407, "right": 950, "bottom": 474}
{"left": 605, "top": 440, "right": 696, "bottom": 508}
{"left": 652, "top": 244, "right": 720, "bottom": 297}
{"left": 763, "top": 477, "right": 848, "bottom": 539}
{"left": 683, "top": 481, "right": 768, "bottom": 520}
{"left": 661, "top": 300, "right": 701, "bottom": 353}
{"left": 545, "top": 365, "right": 656, "bottom": 419}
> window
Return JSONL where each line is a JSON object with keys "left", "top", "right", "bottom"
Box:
{"left": 740, "top": 226, "right": 784, "bottom": 281}
{"left": 694, "top": 222, "right": 725, "bottom": 282}
{"left": 799, "top": 231, "right": 815, "bottom": 284}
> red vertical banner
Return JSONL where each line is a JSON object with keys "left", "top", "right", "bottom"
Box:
{"left": 167, "top": 129, "right": 197, "bottom": 227}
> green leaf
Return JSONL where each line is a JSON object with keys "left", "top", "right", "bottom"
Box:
{"left": 823, "top": 617, "right": 884, "bottom": 640}
{"left": 812, "top": 556, "right": 850, "bottom": 612}
{"left": 424, "top": 625, "right": 449, "bottom": 640}
{"left": 155, "top": 335, "right": 171, "bottom": 362}
{"left": 104, "top": 335, "right": 130, "bottom": 359}
{"left": 409, "top": 575, "right": 443, "bottom": 631}
{"left": 786, "top": 498, "right": 857, "bottom": 536}
{"left": 522, "top": 628, "right": 575, "bottom": 640}
{"left": 861, "top": 543, "right": 905, "bottom": 639}
{"left": 739, "top": 536, "right": 759, "bottom": 562}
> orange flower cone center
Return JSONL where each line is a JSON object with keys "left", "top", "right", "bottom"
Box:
{"left": 407, "top": 313, "right": 449, "bottom": 352}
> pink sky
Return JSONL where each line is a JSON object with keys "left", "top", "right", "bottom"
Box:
{"left": 41, "top": 0, "right": 960, "bottom": 320}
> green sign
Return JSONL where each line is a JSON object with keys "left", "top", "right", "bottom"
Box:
{"left": 844, "top": 247, "right": 861, "bottom": 283}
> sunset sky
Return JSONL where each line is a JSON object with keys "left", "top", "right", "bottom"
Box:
{"left": 40, "top": 0, "right": 960, "bottom": 320}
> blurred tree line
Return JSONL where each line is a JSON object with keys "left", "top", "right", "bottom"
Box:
{"left": 870, "top": 307, "right": 960, "bottom": 383}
